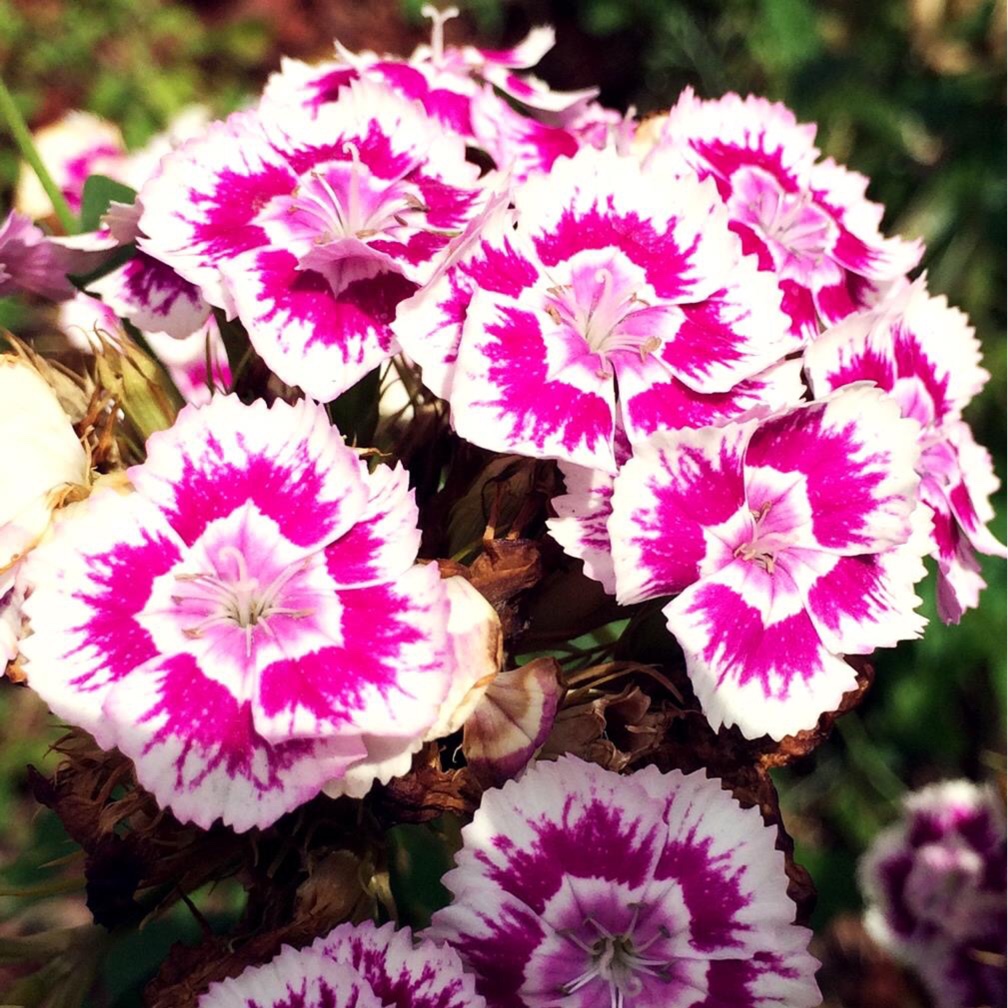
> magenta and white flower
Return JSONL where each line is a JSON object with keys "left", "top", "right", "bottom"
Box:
{"left": 394, "top": 146, "right": 798, "bottom": 473}
{"left": 14, "top": 111, "right": 127, "bottom": 220}
{"left": 20, "top": 395, "right": 475, "bottom": 830}
{"left": 261, "top": 11, "right": 603, "bottom": 179}
{"left": 198, "top": 920, "right": 485, "bottom": 1008}
{"left": 609, "top": 384, "right": 930, "bottom": 739}
{"left": 138, "top": 81, "right": 484, "bottom": 402}
{"left": 859, "top": 780, "right": 1006, "bottom": 1008}
{"left": 804, "top": 277, "right": 1005, "bottom": 623}
{"left": 648, "top": 89, "right": 923, "bottom": 341}
{"left": 427, "top": 755, "right": 821, "bottom": 1008}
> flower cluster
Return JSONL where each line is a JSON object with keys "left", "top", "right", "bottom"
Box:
{"left": 0, "top": 9, "right": 1001, "bottom": 1008}
{"left": 859, "top": 780, "right": 1007, "bottom": 1008}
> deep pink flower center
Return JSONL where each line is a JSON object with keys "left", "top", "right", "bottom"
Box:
{"left": 171, "top": 545, "right": 313, "bottom": 656}
{"left": 544, "top": 261, "right": 660, "bottom": 366}
{"left": 288, "top": 155, "right": 427, "bottom": 246}
{"left": 730, "top": 166, "right": 833, "bottom": 273}
{"left": 733, "top": 498, "right": 800, "bottom": 574}
{"left": 561, "top": 905, "right": 671, "bottom": 1004}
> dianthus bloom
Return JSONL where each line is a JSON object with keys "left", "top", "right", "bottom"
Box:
{"left": 609, "top": 384, "right": 929, "bottom": 739}
{"left": 394, "top": 145, "right": 796, "bottom": 473}
{"left": 804, "top": 277, "right": 1005, "bottom": 623}
{"left": 647, "top": 89, "right": 922, "bottom": 340}
{"left": 859, "top": 780, "right": 1007, "bottom": 1008}
{"left": 260, "top": 10, "right": 614, "bottom": 182}
{"left": 0, "top": 211, "right": 77, "bottom": 301}
{"left": 21, "top": 395, "right": 478, "bottom": 830}
{"left": 427, "top": 755, "right": 821, "bottom": 1008}
{"left": 198, "top": 920, "right": 485, "bottom": 1008}
{"left": 138, "top": 80, "right": 485, "bottom": 402}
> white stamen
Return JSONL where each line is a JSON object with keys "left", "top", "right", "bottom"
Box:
{"left": 421, "top": 4, "right": 460, "bottom": 63}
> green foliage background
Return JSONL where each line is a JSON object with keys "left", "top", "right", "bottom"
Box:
{"left": 0, "top": 0, "right": 1003, "bottom": 1004}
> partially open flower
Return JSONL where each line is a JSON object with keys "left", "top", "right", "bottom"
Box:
{"left": 197, "top": 920, "right": 485, "bottom": 1008}
{"left": 859, "top": 780, "right": 1007, "bottom": 1008}
{"left": 21, "top": 395, "right": 466, "bottom": 830}
{"left": 427, "top": 755, "right": 821, "bottom": 1007}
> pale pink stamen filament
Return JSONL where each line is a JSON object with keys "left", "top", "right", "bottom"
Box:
{"left": 172, "top": 546, "right": 314, "bottom": 656}
{"left": 560, "top": 904, "right": 673, "bottom": 1007}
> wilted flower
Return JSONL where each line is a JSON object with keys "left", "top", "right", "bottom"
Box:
{"left": 428, "top": 755, "right": 821, "bottom": 1007}
{"left": 21, "top": 395, "right": 482, "bottom": 830}
{"left": 138, "top": 80, "right": 485, "bottom": 402}
{"left": 859, "top": 780, "right": 1007, "bottom": 1008}
{"left": 804, "top": 276, "right": 1006, "bottom": 623}
{"left": 394, "top": 145, "right": 796, "bottom": 473}
{"left": 0, "top": 210, "right": 78, "bottom": 301}
{"left": 647, "top": 89, "right": 923, "bottom": 340}
{"left": 609, "top": 384, "right": 930, "bottom": 739}
{"left": 198, "top": 920, "right": 485, "bottom": 1008}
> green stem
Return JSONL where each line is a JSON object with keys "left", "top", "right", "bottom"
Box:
{"left": 0, "top": 77, "right": 77, "bottom": 234}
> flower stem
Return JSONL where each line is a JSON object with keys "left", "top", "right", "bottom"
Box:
{"left": 0, "top": 77, "right": 78, "bottom": 234}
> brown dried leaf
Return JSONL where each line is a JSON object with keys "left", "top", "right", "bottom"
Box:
{"left": 542, "top": 678, "right": 679, "bottom": 774}
{"left": 439, "top": 538, "right": 544, "bottom": 638}
{"left": 370, "top": 743, "right": 483, "bottom": 825}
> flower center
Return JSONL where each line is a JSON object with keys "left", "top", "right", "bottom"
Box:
{"left": 730, "top": 166, "right": 833, "bottom": 278}
{"left": 288, "top": 151, "right": 429, "bottom": 246}
{"left": 734, "top": 500, "right": 780, "bottom": 573}
{"left": 544, "top": 264, "right": 660, "bottom": 374}
{"left": 172, "top": 545, "right": 313, "bottom": 657}
{"left": 561, "top": 907, "right": 672, "bottom": 1007}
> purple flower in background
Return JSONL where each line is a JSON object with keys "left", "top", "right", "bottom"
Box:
{"left": 859, "top": 780, "right": 1007, "bottom": 1008}
{"left": 0, "top": 211, "right": 77, "bottom": 301}
{"left": 21, "top": 395, "right": 469, "bottom": 830}
{"left": 197, "top": 920, "right": 486, "bottom": 1008}
{"left": 427, "top": 755, "right": 821, "bottom": 1008}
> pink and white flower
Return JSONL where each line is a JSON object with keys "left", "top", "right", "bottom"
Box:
{"left": 859, "top": 780, "right": 1006, "bottom": 1008}
{"left": 648, "top": 89, "right": 923, "bottom": 341}
{"left": 21, "top": 395, "right": 469, "bottom": 830}
{"left": 609, "top": 384, "right": 930, "bottom": 739}
{"left": 138, "top": 81, "right": 484, "bottom": 402}
{"left": 804, "top": 277, "right": 1005, "bottom": 622}
{"left": 393, "top": 146, "right": 798, "bottom": 473}
{"left": 198, "top": 920, "right": 485, "bottom": 1008}
{"left": 427, "top": 755, "right": 821, "bottom": 1008}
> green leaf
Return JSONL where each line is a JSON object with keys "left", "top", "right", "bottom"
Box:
{"left": 78, "top": 174, "right": 137, "bottom": 233}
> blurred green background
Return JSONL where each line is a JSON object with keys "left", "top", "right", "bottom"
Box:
{"left": 0, "top": 0, "right": 1003, "bottom": 1005}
